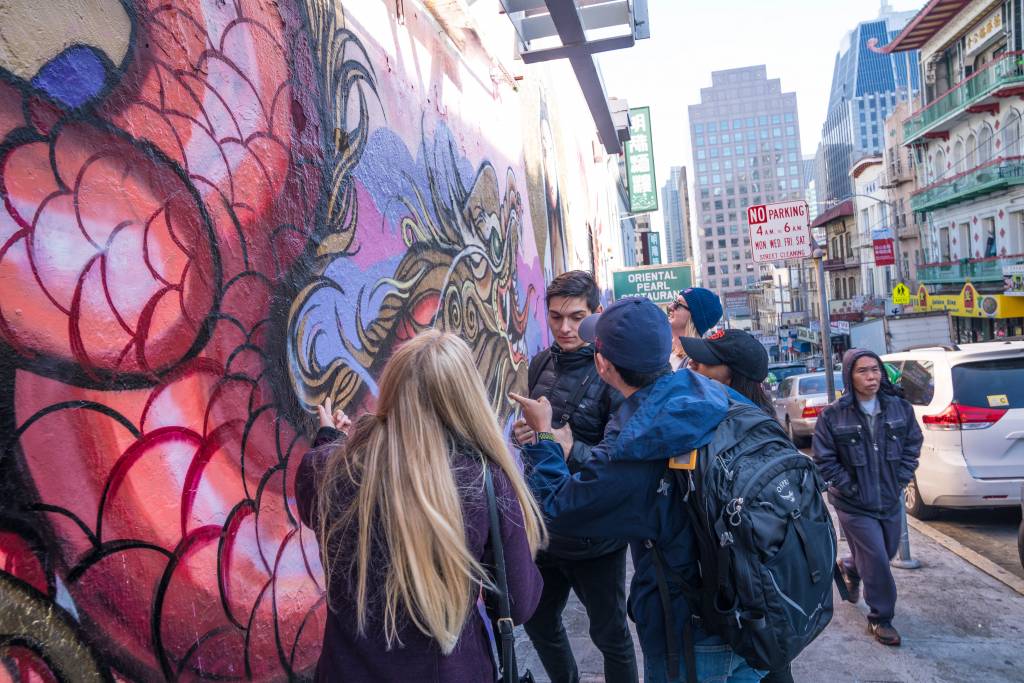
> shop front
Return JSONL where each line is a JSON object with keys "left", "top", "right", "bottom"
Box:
{"left": 917, "top": 283, "right": 1024, "bottom": 343}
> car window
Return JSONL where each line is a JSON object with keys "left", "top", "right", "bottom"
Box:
{"left": 898, "top": 360, "right": 935, "bottom": 406}
{"left": 953, "top": 358, "right": 1024, "bottom": 409}
{"left": 779, "top": 378, "right": 792, "bottom": 397}
{"left": 798, "top": 375, "right": 844, "bottom": 395}
{"left": 772, "top": 366, "right": 808, "bottom": 383}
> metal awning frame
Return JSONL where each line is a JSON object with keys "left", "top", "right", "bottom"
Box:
{"left": 499, "top": 0, "right": 650, "bottom": 153}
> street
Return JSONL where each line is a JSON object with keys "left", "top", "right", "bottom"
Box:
{"left": 920, "top": 507, "right": 1023, "bottom": 581}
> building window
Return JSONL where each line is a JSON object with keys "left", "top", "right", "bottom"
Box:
{"left": 953, "top": 140, "right": 965, "bottom": 174}
{"left": 1002, "top": 112, "right": 1021, "bottom": 157}
{"left": 978, "top": 124, "right": 994, "bottom": 163}
{"left": 966, "top": 133, "right": 977, "bottom": 168}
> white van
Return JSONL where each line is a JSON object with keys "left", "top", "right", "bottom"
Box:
{"left": 882, "top": 341, "right": 1024, "bottom": 519}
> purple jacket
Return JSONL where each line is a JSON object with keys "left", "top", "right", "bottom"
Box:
{"left": 295, "top": 428, "right": 542, "bottom": 682}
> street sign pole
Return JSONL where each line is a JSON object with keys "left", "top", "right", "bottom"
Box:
{"left": 813, "top": 243, "right": 837, "bottom": 401}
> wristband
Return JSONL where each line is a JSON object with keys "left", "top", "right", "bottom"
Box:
{"left": 535, "top": 431, "right": 556, "bottom": 443}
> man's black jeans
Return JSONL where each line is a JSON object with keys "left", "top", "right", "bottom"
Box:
{"left": 523, "top": 545, "right": 638, "bottom": 683}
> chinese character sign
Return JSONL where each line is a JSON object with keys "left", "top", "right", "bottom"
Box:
{"left": 746, "top": 200, "right": 812, "bottom": 262}
{"left": 871, "top": 227, "right": 896, "bottom": 266}
{"left": 625, "top": 106, "right": 658, "bottom": 212}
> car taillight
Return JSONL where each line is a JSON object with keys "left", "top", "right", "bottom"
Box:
{"left": 922, "top": 402, "right": 1007, "bottom": 431}
{"left": 801, "top": 405, "right": 822, "bottom": 419}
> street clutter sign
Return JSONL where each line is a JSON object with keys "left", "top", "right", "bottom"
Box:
{"left": 1004, "top": 263, "right": 1024, "bottom": 296}
{"left": 625, "top": 107, "right": 658, "bottom": 213}
{"left": 872, "top": 228, "right": 896, "bottom": 266}
{"left": 892, "top": 282, "right": 911, "bottom": 305}
{"left": 612, "top": 264, "right": 692, "bottom": 305}
{"left": 746, "top": 200, "right": 811, "bottom": 262}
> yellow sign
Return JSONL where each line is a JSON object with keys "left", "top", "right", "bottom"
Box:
{"left": 892, "top": 282, "right": 911, "bottom": 305}
{"left": 924, "top": 283, "right": 1024, "bottom": 319}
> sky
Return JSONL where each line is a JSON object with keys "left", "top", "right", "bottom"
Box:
{"left": 596, "top": 0, "right": 923, "bottom": 251}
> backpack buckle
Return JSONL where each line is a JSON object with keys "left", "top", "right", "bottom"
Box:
{"left": 497, "top": 617, "right": 514, "bottom": 636}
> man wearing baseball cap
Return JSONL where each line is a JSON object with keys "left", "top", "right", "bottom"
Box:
{"left": 510, "top": 297, "right": 762, "bottom": 683}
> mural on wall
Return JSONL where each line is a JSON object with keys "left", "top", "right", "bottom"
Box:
{"left": 538, "top": 93, "right": 567, "bottom": 280}
{"left": 0, "top": 0, "right": 548, "bottom": 680}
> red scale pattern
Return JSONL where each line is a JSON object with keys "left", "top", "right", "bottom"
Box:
{"left": 1, "top": 0, "right": 326, "bottom": 678}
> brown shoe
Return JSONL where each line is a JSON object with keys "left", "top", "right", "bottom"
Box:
{"left": 869, "top": 621, "right": 901, "bottom": 646}
{"left": 837, "top": 562, "right": 861, "bottom": 603}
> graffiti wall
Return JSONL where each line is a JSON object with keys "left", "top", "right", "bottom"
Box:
{"left": 0, "top": 0, "right": 619, "bottom": 680}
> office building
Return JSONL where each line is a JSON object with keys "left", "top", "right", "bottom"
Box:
{"left": 661, "top": 166, "right": 693, "bottom": 264}
{"left": 688, "top": 65, "right": 807, "bottom": 337}
{"left": 819, "top": 4, "right": 920, "bottom": 203}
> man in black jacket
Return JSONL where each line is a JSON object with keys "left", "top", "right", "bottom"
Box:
{"left": 812, "top": 349, "right": 923, "bottom": 647}
{"left": 512, "top": 270, "right": 637, "bottom": 683}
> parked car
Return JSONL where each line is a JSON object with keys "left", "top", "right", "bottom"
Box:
{"left": 774, "top": 371, "right": 845, "bottom": 447}
{"left": 767, "top": 362, "right": 815, "bottom": 397}
{"left": 883, "top": 341, "right": 1024, "bottom": 520}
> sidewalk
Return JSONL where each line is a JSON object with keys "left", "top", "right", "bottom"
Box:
{"left": 515, "top": 521, "right": 1024, "bottom": 682}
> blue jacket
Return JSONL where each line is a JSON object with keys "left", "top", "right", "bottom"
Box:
{"left": 812, "top": 349, "right": 923, "bottom": 518}
{"left": 522, "top": 369, "right": 733, "bottom": 657}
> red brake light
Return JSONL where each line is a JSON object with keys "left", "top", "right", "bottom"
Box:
{"left": 922, "top": 402, "right": 1007, "bottom": 431}
{"left": 801, "top": 405, "right": 822, "bottom": 419}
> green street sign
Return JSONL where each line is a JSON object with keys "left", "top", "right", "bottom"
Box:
{"left": 611, "top": 264, "right": 693, "bottom": 305}
{"left": 624, "top": 106, "right": 658, "bottom": 213}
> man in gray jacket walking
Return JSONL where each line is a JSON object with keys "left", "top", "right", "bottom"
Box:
{"left": 812, "top": 349, "right": 923, "bottom": 647}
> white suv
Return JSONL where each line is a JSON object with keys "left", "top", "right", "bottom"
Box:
{"left": 882, "top": 341, "right": 1024, "bottom": 520}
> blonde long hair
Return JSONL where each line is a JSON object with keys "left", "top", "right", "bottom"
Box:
{"left": 315, "top": 330, "right": 545, "bottom": 653}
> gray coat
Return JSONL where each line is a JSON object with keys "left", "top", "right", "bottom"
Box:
{"left": 811, "top": 350, "right": 923, "bottom": 518}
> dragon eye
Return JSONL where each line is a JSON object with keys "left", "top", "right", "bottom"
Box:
{"left": 489, "top": 230, "right": 502, "bottom": 261}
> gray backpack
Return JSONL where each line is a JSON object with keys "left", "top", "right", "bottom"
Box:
{"left": 649, "top": 399, "right": 841, "bottom": 680}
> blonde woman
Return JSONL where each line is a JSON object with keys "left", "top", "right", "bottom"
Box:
{"left": 667, "top": 287, "right": 723, "bottom": 370}
{"left": 295, "top": 330, "right": 545, "bottom": 682}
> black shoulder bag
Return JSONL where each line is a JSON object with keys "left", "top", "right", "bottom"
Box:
{"left": 483, "top": 463, "right": 535, "bottom": 683}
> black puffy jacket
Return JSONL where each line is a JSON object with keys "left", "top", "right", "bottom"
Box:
{"left": 811, "top": 349, "right": 923, "bottom": 518}
{"left": 528, "top": 343, "right": 625, "bottom": 559}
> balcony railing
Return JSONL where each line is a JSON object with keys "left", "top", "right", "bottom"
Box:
{"left": 904, "top": 51, "right": 1024, "bottom": 143}
{"left": 910, "top": 156, "right": 1024, "bottom": 212}
{"left": 918, "top": 255, "right": 1024, "bottom": 284}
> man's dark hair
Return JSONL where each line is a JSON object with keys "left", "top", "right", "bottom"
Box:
{"left": 730, "top": 374, "right": 776, "bottom": 419}
{"left": 545, "top": 270, "right": 600, "bottom": 312}
{"left": 612, "top": 362, "right": 671, "bottom": 390}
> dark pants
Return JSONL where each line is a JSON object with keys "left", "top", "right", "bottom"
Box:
{"left": 836, "top": 508, "right": 902, "bottom": 624}
{"left": 523, "top": 545, "right": 638, "bottom": 683}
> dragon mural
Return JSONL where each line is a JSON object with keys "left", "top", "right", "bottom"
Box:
{"left": 0, "top": 0, "right": 547, "bottom": 679}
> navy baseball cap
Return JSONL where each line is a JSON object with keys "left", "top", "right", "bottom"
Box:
{"left": 578, "top": 297, "right": 672, "bottom": 373}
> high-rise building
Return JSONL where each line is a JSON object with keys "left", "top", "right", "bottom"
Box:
{"left": 688, "top": 65, "right": 805, "bottom": 303}
{"left": 660, "top": 166, "right": 692, "bottom": 264}
{"left": 819, "top": 4, "right": 920, "bottom": 203}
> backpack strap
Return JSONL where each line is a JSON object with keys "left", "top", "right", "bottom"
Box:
{"left": 646, "top": 540, "right": 699, "bottom": 683}
{"left": 556, "top": 364, "right": 599, "bottom": 428}
{"left": 483, "top": 462, "right": 519, "bottom": 683}
{"left": 527, "top": 348, "right": 552, "bottom": 394}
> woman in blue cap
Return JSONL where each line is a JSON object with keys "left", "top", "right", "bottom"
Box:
{"left": 666, "top": 287, "right": 724, "bottom": 371}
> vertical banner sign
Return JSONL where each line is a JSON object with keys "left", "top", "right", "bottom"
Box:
{"left": 872, "top": 228, "right": 896, "bottom": 266}
{"left": 625, "top": 107, "right": 658, "bottom": 212}
{"left": 746, "top": 200, "right": 812, "bottom": 262}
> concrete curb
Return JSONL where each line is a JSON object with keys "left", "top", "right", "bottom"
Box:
{"left": 906, "top": 516, "right": 1024, "bottom": 597}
